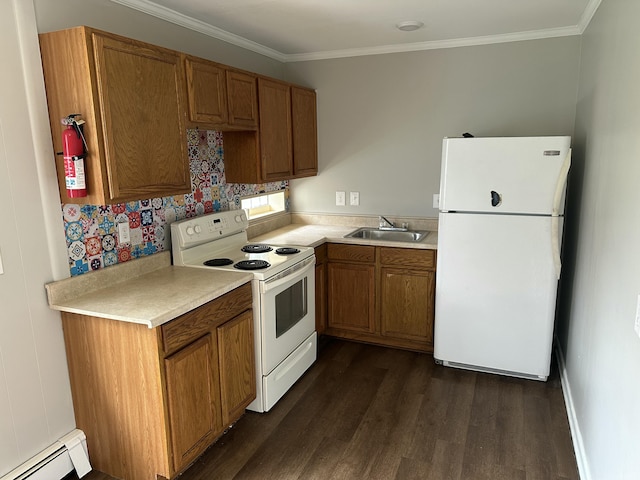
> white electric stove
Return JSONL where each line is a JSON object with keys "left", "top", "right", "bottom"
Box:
{"left": 171, "top": 210, "right": 317, "bottom": 412}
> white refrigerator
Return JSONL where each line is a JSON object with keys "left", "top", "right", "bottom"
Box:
{"left": 434, "top": 136, "right": 571, "bottom": 381}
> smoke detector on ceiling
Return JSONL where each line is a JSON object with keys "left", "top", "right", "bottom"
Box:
{"left": 396, "top": 21, "right": 424, "bottom": 32}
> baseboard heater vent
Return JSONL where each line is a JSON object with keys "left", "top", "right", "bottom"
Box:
{"left": 1, "top": 429, "right": 91, "bottom": 480}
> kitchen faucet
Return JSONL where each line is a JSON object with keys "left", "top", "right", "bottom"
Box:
{"left": 378, "top": 215, "right": 408, "bottom": 231}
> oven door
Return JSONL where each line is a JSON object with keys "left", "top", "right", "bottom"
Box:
{"left": 259, "top": 255, "right": 316, "bottom": 374}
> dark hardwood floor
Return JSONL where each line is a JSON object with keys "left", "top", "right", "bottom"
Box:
{"left": 72, "top": 338, "right": 578, "bottom": 480}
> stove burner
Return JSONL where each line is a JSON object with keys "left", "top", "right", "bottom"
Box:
{"left": 275, "top": 247, "right": 300, "bottom": 255}
{"left": 234, "top": 260, "right": 271, "bottom": 270}
{"left": 241, "top": 244, "right": 273, "bottom": 254}
{"left": 203, "top": 258, "right": 234, "bottom": 267}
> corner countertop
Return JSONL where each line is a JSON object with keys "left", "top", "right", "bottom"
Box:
{"left": 45, "top": 251, "right": 253, "bottom": 328}
{"left": 250, "top": 223, "right": 438, "bottom": 250}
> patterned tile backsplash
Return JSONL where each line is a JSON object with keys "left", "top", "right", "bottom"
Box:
{"left": 62, "top": 129, "right": 288, "bottom": 276}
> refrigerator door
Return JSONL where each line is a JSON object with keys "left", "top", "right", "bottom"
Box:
{"left": 439, "top": 136, "right": 571, "bottom": 215}
{"left": 434, "top": 212, "right": 561, "bottom": 379}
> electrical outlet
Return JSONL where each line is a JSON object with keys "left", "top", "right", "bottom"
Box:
{"left": 635, "top": 294, "right": 640, "bottom": 339}
{"left": 336, "top": 191, "right": 346, "bottom": 206}
{"left": 433, "top": 194, "right": 440, "bottom": 209}
{"left": 350, "top": 191, "right": 360, "bottom": 206}
{"left": 118, "top": 221, "right": 131, "bottom": 244}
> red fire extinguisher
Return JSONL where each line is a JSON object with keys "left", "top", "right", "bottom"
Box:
{"left": 61, "top": 114, "right": 87, "bottom": 198}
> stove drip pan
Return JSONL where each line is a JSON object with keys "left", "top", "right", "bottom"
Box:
{"left": 275, "top": 247, "right": 300, "bottom": 255}
{"left": 241, "top": 244, "right": 273, "bottom": 253}
{"left": 203, "top": 258, "right": 234, "bottom": 267}
{"left": 234, "top": 259, "right": 271, "bottom": 270}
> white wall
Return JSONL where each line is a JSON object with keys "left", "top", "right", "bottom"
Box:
{"left": 0, "top": 0, "right": 75, "bottom": 475}
{"left": 285, "top": 38, "right": 581, "bottom": 218}
{"left": 33, "top": 0, "right": 284, "bottom": 79}
{"left": 557, "top": 0, "right": 640, "bottom": 478}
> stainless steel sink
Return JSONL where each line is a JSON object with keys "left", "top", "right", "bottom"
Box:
{"left": 344, "top": 227, "right": 429, "bottom": 243}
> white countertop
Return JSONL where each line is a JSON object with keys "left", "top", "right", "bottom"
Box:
{"left": 251, "top": 223, "right": 438, "bottom": 249}
{"left": 45, "top": 252, "right": 253, "bottom": 328}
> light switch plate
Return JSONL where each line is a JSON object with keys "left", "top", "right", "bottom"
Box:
{"left": 118, "top": 221, "right": 131, "bottom": 244}
{"left": 0, "top": 246, "right": 4, "bottom": 275}
{"left": 350, "top": 191, "right": 360, "bottom": 206}
{"left": 336, "top": 191, "right": 346, "bottom": 206}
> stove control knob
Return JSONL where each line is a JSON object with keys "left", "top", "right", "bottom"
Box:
{"left": 186, "top": 226, "right": 195, "bottom": 236}
{"left": 194, "top": 225, "right": 202, "bottom": 234}
{"left": 235, "top": 214, "right": 243, "bottom": 223}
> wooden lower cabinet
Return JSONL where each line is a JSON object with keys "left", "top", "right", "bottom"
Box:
{"left": 217, "top": 310, "right": 256, "bottom": 426}
{"left": 325, "top": 243, "right": 436, "bottom": 353}
{"left": 61, "top": 283, "right": 255, "bottom": 480}
{"left": 314, "top": 244, "right": 327, "bottom": 335}
{"left": 165, "top": 334, "right": 221, "bottom": 471}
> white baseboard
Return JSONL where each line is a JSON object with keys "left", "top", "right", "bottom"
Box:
{"left": 555, "top": 341, "right": 591, "bottom": 480}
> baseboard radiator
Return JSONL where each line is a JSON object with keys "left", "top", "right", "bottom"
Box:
{"left": 1, "top": 429, "right": 91, "bottom": 480}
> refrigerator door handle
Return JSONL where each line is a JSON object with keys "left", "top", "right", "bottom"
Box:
{"left": 551, "top": 148, "right": 570, "bottom": 280}
{"left": 491, "top": 190, "right": 502, "bottom": 207}
{"left": 551, "top": 216, "right": 562, "bottom": 279}
{"left": 552, "top": 148, "right": 572, "bottom": 216}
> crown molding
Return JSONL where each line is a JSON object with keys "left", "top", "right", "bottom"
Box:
{"left": 284, "top": 26, "right": 582, "bottom": 62}
{"left": 577, "top": 0, "right": 602, "bottom": 33}
{"left": 110, "top": 0, "right": 600, "bottom": 64}
{"left": 108, "top": 0, "right": 287, "bottom": 62}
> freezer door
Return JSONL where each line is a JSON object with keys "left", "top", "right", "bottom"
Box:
{"left": 434, "top": 212, "right": 562, "bottom": 379}
{"left": 439, "top": 136, "right": 571, "bottom": 215}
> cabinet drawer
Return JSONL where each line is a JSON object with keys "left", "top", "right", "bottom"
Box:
{"left": 328, "top": 243, "right": 375, "bottom": 263}
{"left": 380, "top": 248, "right": 435, "bottom": 269}
{"left": 162, "top": 283, "right": 252, "bottom": 354}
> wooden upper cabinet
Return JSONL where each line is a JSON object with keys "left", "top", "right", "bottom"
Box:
{"left": 185, "top": 58, "right": 258, "bottom": 130}
{"left": 224, "top": 77, "right": 318, "bottom": 184}
{"left": 39, "top": 26, "right": 190, "bottom": 204}
{"left": 259, "top": 78, "right": 294, "bottom": 181}
{"left": 185, "top": 57, "right": 229, "bottom": 125}
{"left": 291, "top": 86, "right": 318, "bottom": 178}
{"left": 226, "top": 70, "right": 259, "bottom": 128}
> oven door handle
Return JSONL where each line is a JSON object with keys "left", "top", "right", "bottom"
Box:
{"left": 261, "top": 256, "right": 315, "bottom": 294}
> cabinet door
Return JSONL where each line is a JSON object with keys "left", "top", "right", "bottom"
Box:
{"left": 165, "top": 334, "right": 222, "bottom": 472}
{"left": 227, "top": 70, "right": 258, "bottom": 128}
{"left": 185, "top": 57, "right": 228, "bottom": 124}
{"left": 327, "top": 262, "right": 375, "bottom": 333}
{"left": 258, "top": 78, "right": 293, "bottom": 180}
{"left": 92, "top": 33, "right": 190, "bottom": 201}
{"left": 380, "top": 267, "right": 435, "bottom": 344}
{"left": 291, "top": 86, "right": 318, "bottom": 178}
{"left": 217, "top": 310, "right": 256, "bottom": 426}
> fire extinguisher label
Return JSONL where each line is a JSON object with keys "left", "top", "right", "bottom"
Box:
{"left": 65, "top": 156, "right": 86, "bottom": 189}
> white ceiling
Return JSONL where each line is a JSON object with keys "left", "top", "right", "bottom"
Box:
{"left": 110, "top": 0, "right": 601, "bottom": 62}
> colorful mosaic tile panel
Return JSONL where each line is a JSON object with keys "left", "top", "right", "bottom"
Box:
{"left": 62, "top": 129, "right": 288, "bottom": 276}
